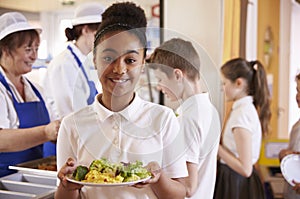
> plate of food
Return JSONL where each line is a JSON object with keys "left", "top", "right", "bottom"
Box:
{"left": 280, "top": 154, "right": 300, "bottom": 186}
{"left": 66, "top": 158, "right": 152, "bottom": 187}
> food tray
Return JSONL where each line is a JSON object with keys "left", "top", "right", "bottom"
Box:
{"left": 0, "top": 173, "right": 57, "bottom": 199}
{"left": 8, "top": 156, "right": 57, "bottom": 177}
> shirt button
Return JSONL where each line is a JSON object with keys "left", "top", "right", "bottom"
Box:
{"left": 113, "top": 139, "right": 118, "bottom": 145}
{"left": 113, "top": 125, "right": 119, "bottom": 130}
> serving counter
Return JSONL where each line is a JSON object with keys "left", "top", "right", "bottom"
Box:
{"left": 0, "top": 156, "right": 57, "bottom": 199}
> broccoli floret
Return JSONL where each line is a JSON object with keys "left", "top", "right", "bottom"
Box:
{"left": 73, "top": 165, "right": 89, "bottom": 181}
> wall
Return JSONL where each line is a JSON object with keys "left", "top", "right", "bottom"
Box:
{"left": 278, "top": 1, "right": 292, "bottom": 138}
{"left": 163, "top": 0, "right": 224, "bottom": 116}
{"left": 289, "top": 2, "right": 300, "bottom": 134}
{"left": 257, "top": 0, "right": 280, "bottom": 138}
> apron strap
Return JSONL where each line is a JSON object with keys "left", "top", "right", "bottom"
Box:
{"left": 0, "top": 72, "right": 19, "bottom": 103}
{"left": 26, "top": 79, "right": 45, "bottom": 102}
{"left": 67, "top": 45, "right": 98, "bottom": 105}
{"left": 67, "top": 45, "right": 90, "bottom": 82}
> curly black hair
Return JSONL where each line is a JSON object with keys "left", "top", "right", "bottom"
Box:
{"left": 94, "top": 2, "right": 147, "bottom": 49}
{"left": 100, "top": 2, "right": 146, "bottom": 30}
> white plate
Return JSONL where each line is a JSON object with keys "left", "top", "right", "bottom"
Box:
{"left": 280, "top": 154, "right": 300, "bottom": 186}
{"left": 66, "top": 175, "right": 151, "bottom": 187}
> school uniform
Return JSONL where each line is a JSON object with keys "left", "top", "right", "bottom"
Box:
{"left": 176, "top": 93, "right": 221, "bottom": 199}
{"left": 213, "top": 96, "right": 265, "bottom": 199}
{"left": 57, "top": 93, "right": 188, "bottom": 199}
{"left": 43, "top": 42, "right": 97, "bottom": 119}
{"left": 0, "top": 67, "right": 54, "bottom": 177}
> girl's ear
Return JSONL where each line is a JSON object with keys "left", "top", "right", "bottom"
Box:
{"left": 174, "top": 68, "right": 183, "bottom": 81}
{"left": 236, "top": 77, "right": 245, "bottom": 87}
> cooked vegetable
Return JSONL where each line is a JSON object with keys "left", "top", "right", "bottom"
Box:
{"left": 72, "top": 158, "right": 151, "bottom": 183}
{"left": 73, "top": 165, "right": 89, "bottom": 181}
{"left": 121, "top": 160, "right": 151, "bottom": 180}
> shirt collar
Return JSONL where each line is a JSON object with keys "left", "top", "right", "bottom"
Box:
{"left": 92, "top": 93, "right": 143, "bottom": 122}
{"left": 232, "top": 96, "right": 253, "bottom": 110}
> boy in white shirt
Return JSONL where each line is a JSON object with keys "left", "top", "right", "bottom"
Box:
{"left": 148, "top": 38, "right": 221, "bottom": 199}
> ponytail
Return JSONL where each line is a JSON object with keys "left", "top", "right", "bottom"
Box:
{"left": 250, "top": 60, "right": 271, "bottom": 136}
{"left": 65, "top": 27, "right": 77, "bottom": 41}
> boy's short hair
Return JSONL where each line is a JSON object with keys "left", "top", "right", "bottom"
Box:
{"left": 148, "top": 38, "right": 200, "bottom": 81}
{"left": 296, "top": 73, "right": 300, "bottom": 81}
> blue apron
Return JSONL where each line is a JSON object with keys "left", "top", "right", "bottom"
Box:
{"left": 0, "top": 72, "right": 55, "bottom": 177}
{"left": 67, "top": 45, "right": 98, "bottom": 105}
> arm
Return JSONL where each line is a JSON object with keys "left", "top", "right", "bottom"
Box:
{"left": 184, "top": 162, "right": 198, "bottom": 197}
{"left": 0, "top": 120, "right": 60, "bottom": 152}
{"left": 135, "top": 161, "right": 186, "bottom": 199}
{"left": 151, "top": 174, "right": 186, "bottom": 199}
{"left": 218, "top": 127, "right": 252, "bottom": 177}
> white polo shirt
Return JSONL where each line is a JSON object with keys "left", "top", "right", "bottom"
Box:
{"left": 288, "top": 119, "right": 300, "bottom": 151}
{"left": 43, "top": 42, "right": 91, "bottom": 119}
{"left": 57, "top": 93, "right": 188, "bottom": 199}
{"left": 221, "top": 96, "right": 262, "bottom": 164}
{"left": 176, "top": 93, "right": 221, "bottom": 199}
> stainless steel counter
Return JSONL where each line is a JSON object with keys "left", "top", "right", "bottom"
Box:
{"left": 0, "top": 172, "right": 57, "bottom": 199}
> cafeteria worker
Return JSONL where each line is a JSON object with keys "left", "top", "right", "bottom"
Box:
{"left": 0, "top": 12, "right": 60, "bottom": 177}
{"left": 43, "top": 2, "right": 105, "bottom": 119}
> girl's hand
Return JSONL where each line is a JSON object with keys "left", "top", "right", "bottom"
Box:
{"left": 293, "top": 180, "right": 300, "bottom": 194}
{"left": 134, "top": 161, "right": 161, "bottom": 188}
{"left": 279, "top": 149, "right": 300, "bottom": 161}
{"left": 57, "top": 158, "right": 83, "bottom": 191}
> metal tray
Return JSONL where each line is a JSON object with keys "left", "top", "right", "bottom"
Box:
{"left": 9, "top": 156, "right": 57, "bottom": 178}
{"left": 0, "top": 173, "right": 56, "bottom": 199}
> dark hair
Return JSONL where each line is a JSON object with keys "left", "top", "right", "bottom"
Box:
{"left": 148, "top": 38, "right": 200, "bottom": 81}
{"left": 65, "top": 23, "right": 100, "bottom": 41}
{"left": 0, "top": 30, "right": 40, "bottom": 58}
{"left": 221, "top": 58, "right": 271, "bottom": 136}
{"left": 93, "top": 2, "right": 147, "bottom": 56}
{"left": 296, "top": 73, "right": 300, "bottom": 81}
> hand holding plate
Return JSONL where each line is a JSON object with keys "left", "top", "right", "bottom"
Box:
{"left": 58, "top": 157, "right": 83, "bottom": 191}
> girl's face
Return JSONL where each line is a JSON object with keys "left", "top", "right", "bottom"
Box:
{"left": 221, "top": 75, "right": 243, "bottom": 101}
{"left": 153, "top": 68, "right": 182, "bottom": 101}
{"left": 94, "top": 31, "right": 145, "bottom": 98}
{"left": 6, "top": 40, "right": 39, "bottom": 75}
{"left": 296, "top": 79, "right": 300, "bottom": 108}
